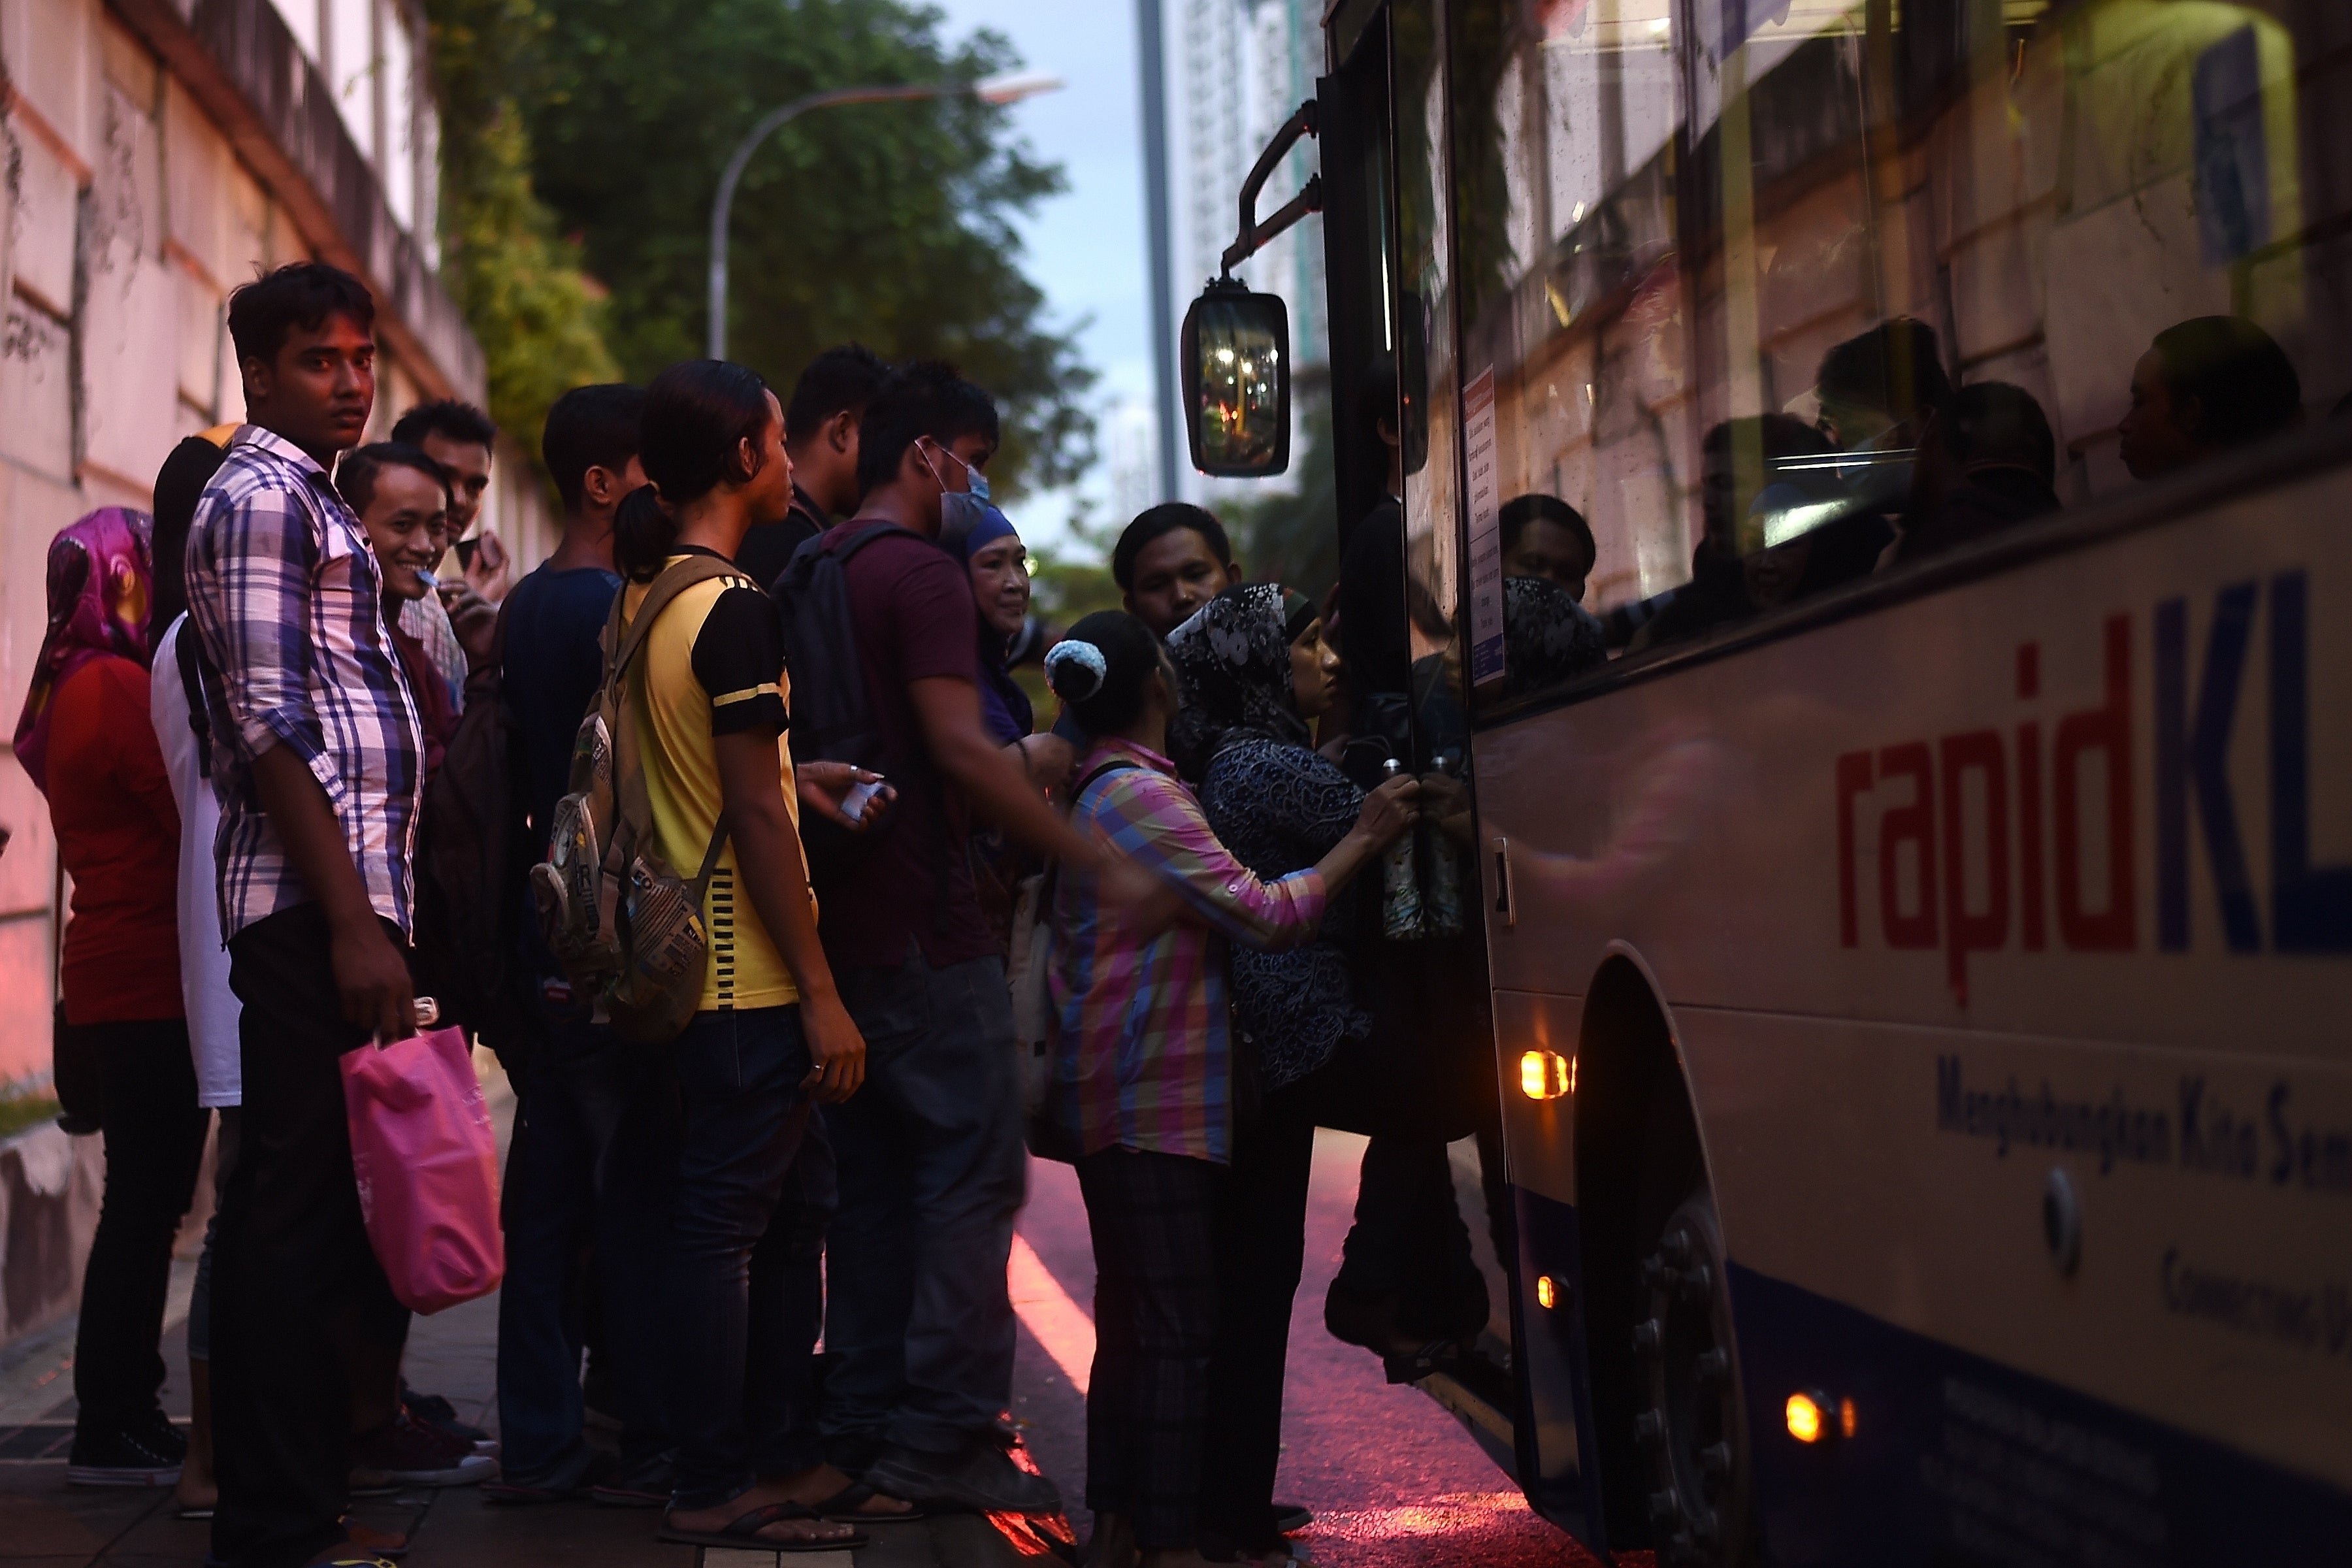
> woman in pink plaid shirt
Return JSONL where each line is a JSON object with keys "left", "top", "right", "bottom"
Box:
{"left": 1042, "top": 609, "right": 1415, "bottom": 1568}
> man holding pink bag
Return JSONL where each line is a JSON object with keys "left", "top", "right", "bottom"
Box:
{"left": 182, "top": 261, "right": 443, "bottom": 1568}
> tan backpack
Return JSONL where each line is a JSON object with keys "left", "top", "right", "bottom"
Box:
{"left": 531, "top": 553, "right": 741, "bottom": 1042}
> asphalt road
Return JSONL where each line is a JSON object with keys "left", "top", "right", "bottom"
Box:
{"left": 1005, "top": 1130, "right": 1622, "bottom": 1568}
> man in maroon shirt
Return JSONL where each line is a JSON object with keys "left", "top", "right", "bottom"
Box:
{"left": 811, "top": 363, "right": 1151, "bottom": 1515}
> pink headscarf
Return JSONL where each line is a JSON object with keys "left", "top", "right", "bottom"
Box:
{"left": 13, "top": 508, "right": 155, "bottom": 796}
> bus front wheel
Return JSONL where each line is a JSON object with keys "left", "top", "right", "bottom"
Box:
{"left": 1629, "top": 1186, "right": 1754, "bottom": 1567}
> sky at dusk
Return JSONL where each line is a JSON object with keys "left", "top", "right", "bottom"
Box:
{"left": 930, "top": 0, "right": 1154, "bottom": 549}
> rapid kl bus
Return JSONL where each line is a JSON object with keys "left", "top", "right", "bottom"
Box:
{"left": 1179, "top": 0, "right": 2352, "bottom": 1561}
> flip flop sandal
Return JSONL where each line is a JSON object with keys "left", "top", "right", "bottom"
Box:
{"left": 657, "top": 1501, "right": 871, "bottom": 1554}
{"left": 814, "top": 1480, "right": 927, "bottom": 1523}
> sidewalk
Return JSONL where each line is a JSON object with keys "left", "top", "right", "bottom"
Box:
{"left": 0, "top": 1059, "right": 1057, "bottom": 1568}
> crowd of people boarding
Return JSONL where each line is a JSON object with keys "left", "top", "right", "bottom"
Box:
{"left": 16, "top": 259, "right": 1457, "bottom": 1568}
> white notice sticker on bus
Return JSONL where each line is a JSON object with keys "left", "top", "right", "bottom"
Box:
{"left": 1465, "top": 367, "right": 1503, "bottom": 685}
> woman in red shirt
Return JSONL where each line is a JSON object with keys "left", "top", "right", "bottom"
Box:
{"left": 13, "top": 507, "right": 208, "bottom": 1485}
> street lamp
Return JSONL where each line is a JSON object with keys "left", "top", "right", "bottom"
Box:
{"left": 707, "top": 71, "right": 1064, "bottom": 359}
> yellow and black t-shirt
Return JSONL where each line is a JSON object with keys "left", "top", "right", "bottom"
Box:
{"left": 624, "top": 551, "right": 807, "bottom": 1011}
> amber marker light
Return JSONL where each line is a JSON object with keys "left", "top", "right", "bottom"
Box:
{"left": 1786, "top": 1392, "right": 1825, "bottom": 1444}
{"left": 1535, "top": 1275, "right": 1558, "bottom": 1309}
{"left": 1519, "top": 1049, "right": 1573, "bottom": 1100}
{"left": 1839, "top": 1397, "right": 1857, "bottom": 1439}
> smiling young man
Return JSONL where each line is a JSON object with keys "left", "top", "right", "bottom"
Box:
{"left": 337, "top": 444, "right": 462, "bottom": 785}
{"left": 182, "top": 262, "right": 431, "bottom": 1568}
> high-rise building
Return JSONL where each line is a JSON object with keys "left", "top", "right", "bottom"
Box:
{"left": 1150, "top": 0, "right": 1326, "bottom": 507}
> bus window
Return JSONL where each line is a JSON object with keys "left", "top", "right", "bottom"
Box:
{"left": 1449, "top": 0, "right": 2352, "bottom": 715}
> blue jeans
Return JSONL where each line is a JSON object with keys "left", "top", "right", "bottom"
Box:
{"left": 666, "top": 1005, "right": 828, "bottom": 1509}
{"left": 819, "top": 941, "right": 1024, "bottom": 1457}
{"left": 496, "top": 1015, "right": 679, "bottom": 1478}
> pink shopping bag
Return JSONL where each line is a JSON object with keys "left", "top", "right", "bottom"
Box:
{"left": 340, "top": 1026, "right": 505, "bottom": 1313}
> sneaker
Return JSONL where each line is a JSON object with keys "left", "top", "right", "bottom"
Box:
{"left": 863, "top": 1434, "right": 1062, "bottom": 1517}
{"left": 588, "top": 1452, "right": 672, "bottom": 1508}
{"left": 131, "top": 1407, "right": 191, "bottom": 1463}
{"left": 348, "top": 1409, "right": 498, "bottom": 1491}
{"left": 403, "top": 1391, "right": 496, "bottom": 1455}
{"left": 67, "top": 1422, "right": 184, "bottom": 1486}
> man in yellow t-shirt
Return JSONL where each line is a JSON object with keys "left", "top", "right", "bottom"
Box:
{"left": 619, "top": 361, "right": 910, "bottom": 1552}
{"left": 627, "top": 552, "right": 811, "bottom": 1011}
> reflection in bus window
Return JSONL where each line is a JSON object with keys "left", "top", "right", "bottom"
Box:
{"left": 1890, "top": 383, "right": 2062, "bottom": 566}
{"left": 1497, "top": 495, "right": 1597, "bottom": 602}
{"left": 2117, "top": 315, "right": 2304, "bottom": 481}
{"left": 1448, "top": 0, "right": 2352, "bottom": 712}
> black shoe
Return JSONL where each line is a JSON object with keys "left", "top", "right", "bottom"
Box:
{"left": 863, "top": 1434, "right": 1062, "bottom": 1516}
{"left": 1271, "top": 1501, "right": 1313, "bottom": 1533}
{"left": 67, "top": 1422, "right": 184, "bottom": 1486}
{"left": 131, "top": 1407, "right": 191, "bottom": 1463}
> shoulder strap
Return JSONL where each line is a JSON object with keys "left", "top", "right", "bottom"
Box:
{"left": 612, "top": 553, "right": 746, "bottom": 687}
{"left": 828, "top": 520, "right": 920, "bottom": 566}
{"left": 172, "top": 617, "right": 214, "bottom": 780}
{"left": 1038, "top": 759, "right": 1144, "bottom": 914}
{"left": 1073, "top": 757, "right": 1138, "bottom": 802}
{"left": 604, "top": 554, "right": 748, "bottom": 881}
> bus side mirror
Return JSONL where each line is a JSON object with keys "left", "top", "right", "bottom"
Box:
{"left": 1183, "top": 280, "right": 1291, "bottom": 478}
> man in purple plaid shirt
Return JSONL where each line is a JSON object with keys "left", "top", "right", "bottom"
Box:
{"left": 182, "top": 262, "right": 435, "bottom": 1568}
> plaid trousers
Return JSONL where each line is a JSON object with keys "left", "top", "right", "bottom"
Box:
{"left": 1075, "top": 1145, "right": 1224, "bottom": 1549}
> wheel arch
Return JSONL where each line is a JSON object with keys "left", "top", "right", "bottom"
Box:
{"left": 1571, "top": 944, "right": 1709, "bottom": 1553}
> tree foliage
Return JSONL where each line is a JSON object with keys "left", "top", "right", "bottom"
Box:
{"left": 515, "top": 0, "right": 1096, "bottom": 498}
{"left": 423, "top": 0, "right": 617, "bottom": 453}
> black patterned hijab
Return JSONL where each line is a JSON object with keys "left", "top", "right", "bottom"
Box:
{"left": 1165, "top": 583, "right": 1318, "bottom": 778}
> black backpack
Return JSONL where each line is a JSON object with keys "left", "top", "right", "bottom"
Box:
{"left": 772, "top": 521, "right": 915, "bottom": 889}
{"left": 413, "top": 606, "right": 530, "bottom": 1053}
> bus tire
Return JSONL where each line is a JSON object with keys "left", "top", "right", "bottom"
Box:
{"left": 1629, "top": 1184, "right": 1754, "bottom": 1567}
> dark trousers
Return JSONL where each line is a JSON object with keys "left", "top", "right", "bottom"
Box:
{"left": 820, "top": 941, "right": 1024, "bottom": 1457}
{"left": 212, "top": 905, "right": 406, "bottom": 1568}
{"left": 497, "top": 1017, "right": 680, "bottom": 1478}
{"left": 71, "top": 1018, "right": 208, "bottom": 1433}
{"left": 1333, "top": 1134, "right": 1487, "bottom": 1339}
{"left": 665, "top": 1005, "right": 827, "bottom": 1510}
{"left": 1077, "top": 1146, "right": 1222, "bottom": 1550}
{"left": 1199, "top": 1091, "right": 1316, "bottom": 1540}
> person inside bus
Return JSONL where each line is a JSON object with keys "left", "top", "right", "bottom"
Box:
{"left": 1043, "top": 608, "right": 1416, "bottom": 1568}
{"left": 1625, "top": 414, "right": 1838, "bottom": 650}
{"left": 1886, "top": 382, "right": 2061, "bottom": 566}
{"left": 1777, "top": 316, "right": 1954, "bottom": 596}
{"left": 2117, "top": 315, "right": 2304, "bottom": 482}
{"left": 1495, "top": 494, "right": 1595, "bottom": 602}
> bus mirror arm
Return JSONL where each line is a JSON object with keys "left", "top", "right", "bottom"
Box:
{"left": 1220, "top": 99, "right": 1322, "bottom": 277}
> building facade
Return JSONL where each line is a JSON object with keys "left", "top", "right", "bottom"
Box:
{"left": 0, "top": 0, "right": 543, "bottom": 1092}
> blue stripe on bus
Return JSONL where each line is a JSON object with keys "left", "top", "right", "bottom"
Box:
{"left": 1727, "top": 1264, "right": 2351, "bottom": 1564}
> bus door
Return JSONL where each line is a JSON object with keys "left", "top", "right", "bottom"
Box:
{"left": 1315, "top": 0, "right": 1540, "bottom": 1511}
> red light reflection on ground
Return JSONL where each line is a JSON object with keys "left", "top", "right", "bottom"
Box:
{"left": 1299, "top": 1490, "right": 1646, "bottom": 1567}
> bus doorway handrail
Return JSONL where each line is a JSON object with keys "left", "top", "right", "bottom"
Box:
{"left": 1220, "top": 98, "right": 1324, "bottom": 276}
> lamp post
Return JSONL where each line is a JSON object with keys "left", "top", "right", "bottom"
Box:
{"left": 707, "top": 71, "right": 1064, "bottom": 360}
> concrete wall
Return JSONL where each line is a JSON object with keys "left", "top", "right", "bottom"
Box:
{"left": 0, "top": 0, "right": 551, "bottom": 1090}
